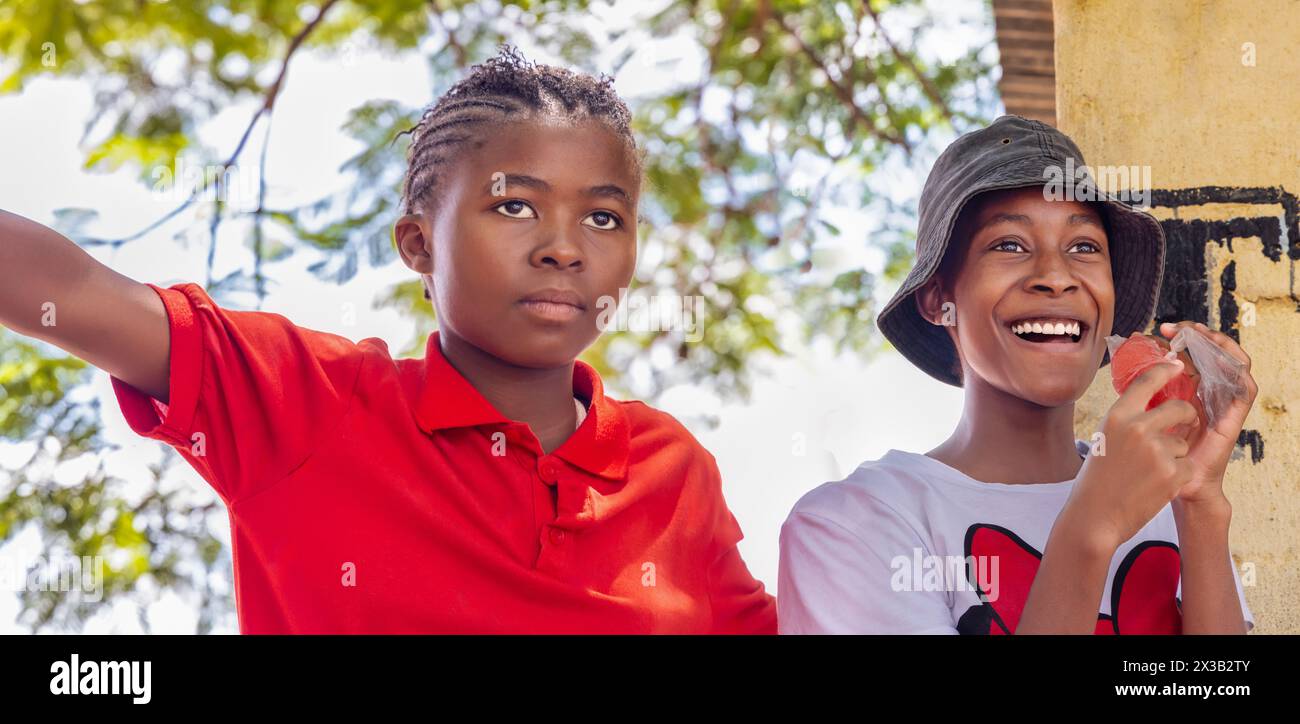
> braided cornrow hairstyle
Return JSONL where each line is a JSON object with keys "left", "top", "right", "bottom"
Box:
{"left": 401, "top": 44, "right": 637, "bottom": 210}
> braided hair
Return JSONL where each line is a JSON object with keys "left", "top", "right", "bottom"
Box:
{"left": 399, "top": 45, "right": 639, "bottom": 219}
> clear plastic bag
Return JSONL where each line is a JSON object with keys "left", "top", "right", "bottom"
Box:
{"left": 1169, "top": 326, "right": 1248, "bottom": 429}
{"left": 1106, "top": 327, "right": 1247, "bottom": 429}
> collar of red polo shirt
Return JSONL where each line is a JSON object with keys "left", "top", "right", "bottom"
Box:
{"left": 413, "top": 332, "right": 630, "bottom": 481}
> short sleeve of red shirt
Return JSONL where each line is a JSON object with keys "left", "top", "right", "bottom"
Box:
{"left": 699, "top": 450, "right": 778, "bottom": 634}
{"left": 110, "top": 283, "right": 364, "bottom": 506}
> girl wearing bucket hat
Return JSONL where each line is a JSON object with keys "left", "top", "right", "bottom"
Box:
{"left": 778, "top": 115, "right": 1257, "bottom": 634}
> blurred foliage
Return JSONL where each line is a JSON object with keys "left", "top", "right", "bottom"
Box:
{"left": 0, "top": 0, "right": 995, "bottom": 630}
{"left": 0, "top": 332, "right": 230, "bottom": 632}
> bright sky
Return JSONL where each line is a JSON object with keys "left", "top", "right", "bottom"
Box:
{"left": 0, "top": 0, "right": 992, "bottom": 633}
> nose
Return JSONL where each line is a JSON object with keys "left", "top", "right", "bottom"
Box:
{"left": 528, "top": 223, "right": 585, "bottom": 271}
{"left": 1024, "top": 248, "right": 1078, "bottom": 296}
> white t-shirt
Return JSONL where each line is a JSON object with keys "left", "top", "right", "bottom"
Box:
{"left": 778, "top": 441, "right": 1255, "bottom": 634}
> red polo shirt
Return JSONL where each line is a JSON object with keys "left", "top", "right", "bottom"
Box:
{"left": 110, "top": 283, "right": 775, "bottom": 634}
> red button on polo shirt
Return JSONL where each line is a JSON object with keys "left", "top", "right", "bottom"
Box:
{"left": 538, "top": 458, "right": 560, "bottom": 484}
{"left": 110, "top": 283, "right": 776, "bottom": 634}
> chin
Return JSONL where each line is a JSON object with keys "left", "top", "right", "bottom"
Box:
{"left": 1016, "top": 378, "right": 1090, "bottom": 408}
{"left": 485, "top": 333, "right": 591, "bottom": 371}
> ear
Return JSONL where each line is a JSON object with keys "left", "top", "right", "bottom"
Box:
{"left": 395, "top": 213, "right": 433, "bottom": 274}
{"left": 394, "top": 213, "right": 435, "bottom": 299}
{"left": 915, "top": 275, "right": 965, "bottom": 384}
{"left": 914, "top": 276, "right": 949, "bottom": 326}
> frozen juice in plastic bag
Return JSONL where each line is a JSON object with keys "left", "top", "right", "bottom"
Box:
{"left": 1107, "top": 327, "right": 1247, "bottom": 432}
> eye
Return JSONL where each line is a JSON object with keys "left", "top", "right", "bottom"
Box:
{"left": 494, "top": 200, "right": 536, "bottom": 219}
{"left": 582, "top": 210, "right": 622, "bottom": 231}
{"left": 1069, "top": 240, "right": 1102, "bottom": 254}
{"left": 991, "top": 238, "right": 1026, "bottom": 253}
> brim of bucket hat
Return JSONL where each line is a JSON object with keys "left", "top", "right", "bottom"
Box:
{"left": 876, "top": 181, "right": 1166, "bottom": 388}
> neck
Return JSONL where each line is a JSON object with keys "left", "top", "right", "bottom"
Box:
{"left": 438, "top": 331, "right": 578, "bottom": 454}
{"left": 928, "top": 375, "right": 1082, "bottom": 485}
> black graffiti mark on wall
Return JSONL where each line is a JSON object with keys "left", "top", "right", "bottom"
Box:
{"left": 1238, "top": 429, "right": 1265, "bottom": 464}
{"left": 1141, "top": 186, "right": 1296, "bottom": 466}
{"left": 1148, "top": 186, "right": 1299, "bottom": 344}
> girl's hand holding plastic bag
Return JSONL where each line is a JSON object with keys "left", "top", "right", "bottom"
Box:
{"left": 1111, "top": 322, "right": 1258, "bottom": 506}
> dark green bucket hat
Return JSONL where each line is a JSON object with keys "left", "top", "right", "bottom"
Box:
{"left": 876, "top": 114, "right": 1167, "bottom": 387}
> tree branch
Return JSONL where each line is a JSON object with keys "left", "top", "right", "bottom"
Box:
{"left": 427, "top": 0, "right": 469, "bottom": 68}
{"left": 252, "top": 108, "right": 274, "bottom": 307}
{"left": 864, "top": 0, "right": 954, "bottom": 123}
{"left": 77, "top": 0, "right": 341, "bottom": 250}
{"left": 770, "top": 10, "right": 910, "bottom": 153}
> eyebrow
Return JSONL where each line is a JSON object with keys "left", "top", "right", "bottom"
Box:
{"left": 973, "top": 212, "right": 1031, "bottom": 235}
{"left": 483, "top": 174, "right": 550, "bottom": 195}
{"left": 480, "top": 175, "right": 633, "bottom": 208}
{"left": 1068, "top": 212, "right": 1104, "bottom": 229}
{"left": 973, "top": 210, "right": 1104, "bottom": 235}
{"left": 584, "top": 183, "right": 634, "bottom": 208}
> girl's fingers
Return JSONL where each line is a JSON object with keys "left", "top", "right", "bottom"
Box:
{"left": 1160, "top": 320, "right": 1252, "bottom": 370}
{"left": 1194, "top": 322, "right": 1252, "bottom": 370}
{"left": 1161, "top": 320, "right": 1257, "bottom": 409}
{"left": 1144, "top": 397, "right": 1199, "bottom": 433}
{"left": 1158, "top": 320, "right": 1197, "bottom": 339}
{"left": 1118, "top": 360, "right": 1186, "bottom": 413}
{"left": 1189, "top": 322, "right": 1257, "bottom": 404}
{"left": 1240, "top": 368, "right": 1259, "bottom": 405}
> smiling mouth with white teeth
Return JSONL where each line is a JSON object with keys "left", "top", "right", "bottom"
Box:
{"left": 1009, "top": 318, "right": 1087, "bottom": 343}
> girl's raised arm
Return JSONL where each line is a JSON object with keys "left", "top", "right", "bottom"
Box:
{"left": 0, "top": 208, "right": 170, "bottom": 402}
